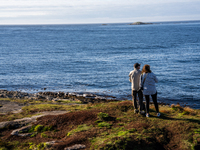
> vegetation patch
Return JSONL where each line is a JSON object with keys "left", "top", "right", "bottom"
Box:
{"left": 97, "top": 112, "right": 116, "bottom": 121}
{"left": 97, "top": 122, "right": 112, "bottom": 129}
{"left": 29, "top": 142, "right": 50, "bottom": 150}
{"left": 0, "top": 100, "right": 200, "bottom": 150}
{"left": 22, "top": 104, "right": 86, "bottom": 113}
{"left": 67, "top": 124, "right": 93, "bottom": 136}
{"left": 57, "top": 99, "right": 82, "bottom": 104}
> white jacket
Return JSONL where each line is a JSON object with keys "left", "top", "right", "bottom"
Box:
{"left": 140, "top": 72, "right": 158, "bottom": 95}
{"left": 129, "top": 69, "right": 141, "bottom": 91}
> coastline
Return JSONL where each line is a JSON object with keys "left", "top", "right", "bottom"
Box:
{"left": 0, "top": 89, "right": 118, "bottom": 104}
{"left": 0, "top": 89, "right": 173, "bottom": 105}
{"left": 0, "top": 89, "right": 193, "bottom": 110}
{"left": 0, "top": 89, "right": 197, "bottom": 107}
{"left": 1, "top": 89, "right": 200, "bottom": 150}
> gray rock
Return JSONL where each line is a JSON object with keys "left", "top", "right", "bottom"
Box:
{"left": 52, "top": 98, "right": 59, "bottom": 102}
{"left": 44, "top": 141, "right": 64, "bottom": 149}
{"left": 11, "top": 125, "right": 32, "bottom": 136}
{"left": 95, "top": 96, "right": 106, "bottom": 100}
{"left": 68, "top": 93, "right": 77, "bottom": 96}
{"left": 47, "top": 97, "right": 53, "bottom": 101}
{"left": 64, "top": 144, "right": 86, "bottom": 150}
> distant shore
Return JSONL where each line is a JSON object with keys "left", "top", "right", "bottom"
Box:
{"left": 129, "top": 21, "right": 153, "bottom": 25}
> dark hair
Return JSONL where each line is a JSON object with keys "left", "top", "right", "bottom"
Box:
{"left": 134, "top": 63, "right": 140, "bottom": 69}
{"left": 142, "top": 64, "right": 152, "bottom": 73}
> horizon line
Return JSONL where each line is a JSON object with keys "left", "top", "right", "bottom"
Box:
{"left": 0, "top": 19, "right": 200, "bottom": 26}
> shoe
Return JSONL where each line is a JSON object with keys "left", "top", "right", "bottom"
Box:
{"left": 146, "top": 113, "right": 149, "bottom": 117}
{"left": 157, "top": 113, "right": 161, "bottom": 117}
{"left": 134, "top": 109, "right": 139, "bottom": 114}
{"left": 140, "top": 110, "right": 145, "bottom": 115}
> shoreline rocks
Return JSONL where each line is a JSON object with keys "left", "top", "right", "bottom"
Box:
{"left": 0, "top": 90, "right": 118, "bottom": 104}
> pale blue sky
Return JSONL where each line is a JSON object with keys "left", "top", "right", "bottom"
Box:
{"left": 1, "top": 0, "right": 200, "bottom": 24}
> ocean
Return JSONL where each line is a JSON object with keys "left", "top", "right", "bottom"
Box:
{"left": 0, "top": 21, "right": 200, "bottom": 108}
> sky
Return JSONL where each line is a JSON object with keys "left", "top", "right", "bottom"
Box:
{"left": 1, "top": 0, "right": 200, "bottom": 25}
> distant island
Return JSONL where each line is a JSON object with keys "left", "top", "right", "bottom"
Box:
{"left": 129, "top": 22, "right": 153, "bottom": 25}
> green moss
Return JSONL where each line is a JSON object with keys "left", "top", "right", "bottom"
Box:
{"left": 40, "top": 133, "right": 48, "bottom": 138}
{"left": 90, "top": 129, "right": 134, "bottom": 150}
{"left": 116, "top": 118, "right": 121, "bottom": 121}
{"left": 57, "top": 100, "right": 82, "bottom": 104}
{"left": 86, "top": 106, "right": 92, "bottom": 109}
{"left": 112, "top": 127, "right": 125, "bottom": 131}
{"left": 129, "top": 128, "right": 137, "bottom": 133}
{"left": 94, "top": 120, "right": 102, "bottom": 123}
{"left": 22, "top": 104, "right": 86, "bottom": 113}
{"left": 182, "top": 111, "right": 190, "bottom": 115}
{"left": 37, "top": 143, "right": 46, "bottom": 149}
{"left": 117, "top": 123, "right": 124, "bottom": 126}
{"left": 97, "top": 112, "right": 115, "bottom": 121}
{"left": 27, "top": 125, "right": 52, "bottom": 137}
{"left": 0, "top": 147, "right": 8, "bottom": 150}
{"left": 29, "top": 142, "right": 49, "bottom": 150}
{"left": 0, "top": 98, "right": 44, "bottom": 104}
{"left": 42, "top": 126, "right": 53, "bottom": 132}
{"left": 117, "top": 131, "right": 129, "bottom": 136}
{"left": 194, "top": 128, "right": 200, "bottom": 134}
{"left": 67, "top": 124, "right": 93, "bottom": 136}
{"left": 97, "top": 122, "right": 112, "bottom": 129}
{"left": 34, "top": 125, "right": 44, "bottom": 132}
{"left": 30, "top": 132, "right": 37, "bottom": 137}
{"left": 98, "top": 112, "right": 109, "bottom": 120}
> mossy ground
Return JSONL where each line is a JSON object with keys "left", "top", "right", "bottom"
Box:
{"left": 0, "top": 100, "right": 200, "bottom": 150}
{"left": 0, "top": 98, "right": 84, "bottom": 122}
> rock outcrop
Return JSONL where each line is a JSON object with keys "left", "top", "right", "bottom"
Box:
{"left": 130, "top": 22, "right": 153, "bottom": 25}
{"left": 0, "top": 90, "right": 118, "bottom": 104}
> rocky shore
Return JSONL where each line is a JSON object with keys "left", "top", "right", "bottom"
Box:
{"left": 0, "top": 90, "right": 117, "bottom": 104}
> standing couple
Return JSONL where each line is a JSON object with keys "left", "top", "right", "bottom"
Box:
{"left": 129, "top": 63, "right": 160, "bottom": 117}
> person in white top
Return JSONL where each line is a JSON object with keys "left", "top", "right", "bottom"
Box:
{"left": 140, "top": 64, "right": 160, "bottom": 117}
{"left": 129, "top": 63, "right": 145, "bottom": 114}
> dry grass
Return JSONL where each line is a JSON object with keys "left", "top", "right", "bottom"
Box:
{"left": 183, "top": 107, "right": 198, "bottom": 116}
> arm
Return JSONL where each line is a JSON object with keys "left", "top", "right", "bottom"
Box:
{"left": 129, "top": 74, "right": 131, "bottom": 82}
{"left": 139, "top": 74, "right": 143, "bottom": 88}
{"left": 129, "top": 71, "right": 133, "bottom": 82}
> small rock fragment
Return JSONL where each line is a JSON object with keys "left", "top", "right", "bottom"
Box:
{"left": 64, "top": 144, "right": 86, "bottom": 150}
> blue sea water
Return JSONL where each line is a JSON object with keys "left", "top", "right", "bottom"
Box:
{"left": 0, "top": 21, "right": 200, "bottom": 108}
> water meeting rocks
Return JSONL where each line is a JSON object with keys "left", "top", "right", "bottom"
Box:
{"left": 0, "top": 90, "right": 117, "bottom": 104}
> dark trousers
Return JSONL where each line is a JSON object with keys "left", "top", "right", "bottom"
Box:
{"left": 144, "top": 92, "right": 159, "bottom": 113}
{"left": 132, "top": 90, "right": 144, "bottom": 111}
